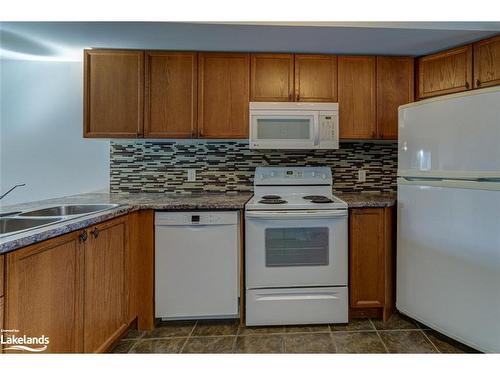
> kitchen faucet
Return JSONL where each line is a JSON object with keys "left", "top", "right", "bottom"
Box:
{"left": 0, "top": 183, "right": 26, "bottom": 200}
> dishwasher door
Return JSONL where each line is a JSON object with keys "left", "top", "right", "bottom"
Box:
{"left": 155, "top": 211, "right": 239, "bottom": 320}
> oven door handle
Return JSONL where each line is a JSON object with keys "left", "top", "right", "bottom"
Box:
{"left": 245, "top": 210, "right": 347, "bottom": 220}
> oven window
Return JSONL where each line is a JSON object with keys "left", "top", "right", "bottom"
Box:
{"left": 257, "top": 118, "right": 311, "bottom": 140}
{"left": 265, "top": 227, "right": 329, "bottom": 267}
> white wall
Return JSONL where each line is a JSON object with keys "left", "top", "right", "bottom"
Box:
{"left": 0, "top": 59, "right": 109, "bottom": 206}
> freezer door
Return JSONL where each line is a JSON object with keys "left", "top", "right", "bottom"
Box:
{"left": 398, "top": 87, "right": 500, "bottom": 178}
{"left": 397, "top": 183, "right": 500, "bottom": 352}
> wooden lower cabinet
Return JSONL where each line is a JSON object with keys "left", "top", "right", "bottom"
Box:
{"left": 349, "top": 207, "right": 395, "bottom": 321}
{"left": 83, "top": 216, "right": 129, "bottom": 353}
{"left": 3, "top": 214, "right": 141, "bottom": 353}
{"left": 5, "top": 231, "right": 84, "bottom": 353}
{"left": 128, "top": 210, "right": 155, "bottom": 330}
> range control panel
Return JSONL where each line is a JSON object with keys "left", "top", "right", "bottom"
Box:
{"left": 254, "top": 166, "right": 332, "bottom": 186}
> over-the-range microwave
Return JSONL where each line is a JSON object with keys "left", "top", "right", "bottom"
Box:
{"left": 249, "top": 102, "right": 339, "bottom": 150}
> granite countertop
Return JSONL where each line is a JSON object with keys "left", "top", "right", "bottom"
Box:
{"left": 0, "top": 190, "right": 396, "bottom": 254}
{"left": 335, "top": 192, "right": 397, "bottom": 208}
{"left": 0, "top": 192, "right": 252, "bottom": 254}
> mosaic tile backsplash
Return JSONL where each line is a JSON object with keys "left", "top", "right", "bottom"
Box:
{"left": 110, "top": 141, "right": 398, "bottom": 194}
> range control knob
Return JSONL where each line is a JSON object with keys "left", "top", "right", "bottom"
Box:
{"left": 322, "top": 174, "right": 326, "bottom": 179}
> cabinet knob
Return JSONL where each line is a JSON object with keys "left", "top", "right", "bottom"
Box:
{"left": 296, "top": 94, "right": 300, "bottom": 101}
{"left": 90, "top": 227, "right": 99, "bottom": 239}
{"left": 79, "top": 230, "right": 88, "bottom": 242}
{"left": 476, "top": 79, "right": 481, "bottom": 87}
{"left": 288, "top": 93, "right": 292, "bottom": 101}
{"left": 465, "top": 81, "right": 470, "bottom": 89}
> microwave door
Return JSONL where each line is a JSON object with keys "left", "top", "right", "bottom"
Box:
{"left": 250, "top": 111, "right": 318, "bottom": 149}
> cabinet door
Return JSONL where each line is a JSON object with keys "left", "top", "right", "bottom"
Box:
{"left": 144, "top": 51, "right": 197, "bottom": 138}
{"left": 417, "top": 45, "right": 472, "bottom": 99}
{"left": 294, "top": 54, "right": 337, "bottom": 102}
{"left": 5, "top": 231, "right": 84, "bottom": 353}
{"left": 376, "top": 56, "right": 414, "bottom": 140}
{"left": 251, "top": 53, "right": 294, "bottom": 101}
{"left": 350, "top": 208, "right": 385, "bottom": 309}
{"left": 338, "top": 56, "right": 376, "bottom": 139}
{"left": 198, "top": 53, "right": 250, "bottom": 138}
{"left": 84, "top": 49, "right": 144, "bottom": 138}
{"left": 84, "top": 216, "right": 128, "bottom": 353}
{"left": 473, "top": 35, "right": 500, "bottom": 89}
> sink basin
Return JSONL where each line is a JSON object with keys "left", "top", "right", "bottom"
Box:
{"left": 19, "top": 204, "right": 120, "bottom": 217}
{"left": 0, "top": 211, "right": 21, "bottom": 218}
{"left": 0, "top": 217, "right": 63, "bottom": 236}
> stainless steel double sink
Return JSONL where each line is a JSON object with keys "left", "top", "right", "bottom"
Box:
{"left": 0, "top": 204, "right": 121, "bottom": 237}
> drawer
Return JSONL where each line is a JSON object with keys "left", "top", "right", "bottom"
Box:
{"left": 246, "top": 286, "right": 348, "bottom": 326}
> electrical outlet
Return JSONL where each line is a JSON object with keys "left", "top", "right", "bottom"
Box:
{"left": 187, "top": 169, "right": 196, "bottom": 182}
{"left": 358, "top": 169, "right": 366, "bottom": 183}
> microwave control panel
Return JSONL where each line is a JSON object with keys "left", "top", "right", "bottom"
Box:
{"left": 318, "top": 111, "right": 339, "bottom": 149}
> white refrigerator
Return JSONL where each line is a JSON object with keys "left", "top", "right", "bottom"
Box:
{"left": 397, "top": 87, "right": 500, "bottom": 353}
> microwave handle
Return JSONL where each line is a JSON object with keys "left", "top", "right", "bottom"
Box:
{"left": 313, "top": 115, "right": 320, "bottom": 146}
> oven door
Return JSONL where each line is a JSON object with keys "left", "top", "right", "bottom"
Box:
{"left": 249, "top": 111, "right": 319, "bottom": 149}
{"left": 245, "top": 210, "right": 348, "bottom": 288}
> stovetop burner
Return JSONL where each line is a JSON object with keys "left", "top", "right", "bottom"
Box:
{"left": 262, "top": 195, "right": 281, "bottom": 200}
{"left": 258, "top": 199, "right": 287, "bottom": 204}
{"left": 311, "top": 198, "right": 334, "bottom": 203}
{"left": 303, "top": 195, "right": 329, "bottom": 200}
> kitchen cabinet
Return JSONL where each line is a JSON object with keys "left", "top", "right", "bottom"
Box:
{"left": 128, "top": 210, "right": 154, "bottom": 330}
{"left": 349, "top": 207, "right": 395, "bottom": 321}
{"left": 338, "top": 56, "right": 377, "bottom": 139}
{"left": 198, "top": 53, "right": 250, "bottom": 138}
{"left": 83, "top": 216, "right": 129, "bottom": 353}
{"left": 3, "top": 215, "right": 135, "bottom": 353}
{"left": 144, "top": 51, "right": 198, "bottom": 138}
{"left": 251, "top": 53, "right": 294, "bottom": 101}
{"left": 0, "top": 254, "right": 4, "bottom": 297}
{"left": 473, "top": 35, "right": 500, "bottom": 89}
{"left": 416, "top": 45, "right": 473, "bottom": 99}
{"left": 5, "top": 231, "right": 84, "bottom": 353}
{"left": 294, "top": 54, "right": 338, "bottom": 102}
{"left": 376, "top": 56, "right": 414, "bottom": 139}
{"left": 84, "top": 49, "right": 144, "bottom": 138}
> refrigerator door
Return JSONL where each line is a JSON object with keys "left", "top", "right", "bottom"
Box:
{"left": 397, "top": 182, "right": 500, "bottom": 352}
{"left": 398, "top": 87, "right": 500, "bottom": 179}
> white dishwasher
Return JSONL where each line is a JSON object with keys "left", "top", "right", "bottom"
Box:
{"left": 155, "top": 211, "right": 239, "bottom": 320}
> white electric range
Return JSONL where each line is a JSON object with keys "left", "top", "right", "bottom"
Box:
{"left": 245, "top": 166, "right": 348, "bottom": 326}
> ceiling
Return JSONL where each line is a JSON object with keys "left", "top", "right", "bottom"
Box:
{"left": 1, "top": 22, "right": 499, "bottom": 62}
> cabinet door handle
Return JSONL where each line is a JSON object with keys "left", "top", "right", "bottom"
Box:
{"left": 90, "top": 227, "right": 99, "bottom": 239}
{"left": 79, "top": 230, "right": 88, "bottom": 242}
{"left": 476, "top": 79, "right": 481, "bottom": 87}
{"left": 465, "top": 81, "right": 470, "bottom": 89}
{"left": 296, "top": 94, "right": 300, "bottom": 101}
{"left": 288, "top": 93, "right": 292, "bottom": 101}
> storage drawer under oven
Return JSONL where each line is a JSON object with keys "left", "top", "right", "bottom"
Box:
{"left": 246, "top": 286, "right": 348, "bottom": 326}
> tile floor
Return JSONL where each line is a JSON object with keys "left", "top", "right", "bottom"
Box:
{"left": 110, "top": 312, "right": 479, "bottom": 354}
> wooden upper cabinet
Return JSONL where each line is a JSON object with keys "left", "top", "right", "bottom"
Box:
{"left": 84, "top": 49, "right": 144, "bottom": 138}
{"left": 417, "top": 45, "right": 472, "bottom": 99}
{"left": 144, "top": 52, "right": 197, "bottom": 138}
{"left": 338, "top": 56, "right": 376, "bottom": 139}
{"left": 294, "top": 54, "right": 338, "bottom": 102}
{"left": 198, "top": 53, "right": 250, "bottom": 138}
{"left": 473, "top": 35, "right": 500, "bottom": 89}
{"left": 5, "top": 231, "right": 84, "bottom": 353}
{"left": 84, "top": 216, "right": 129, "bottom": 353}
{"left": 251, "top": 54, "right": 294, "bottom": 101}
{"left": 376, "top": 56, "right": 414, "bottom": 140}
